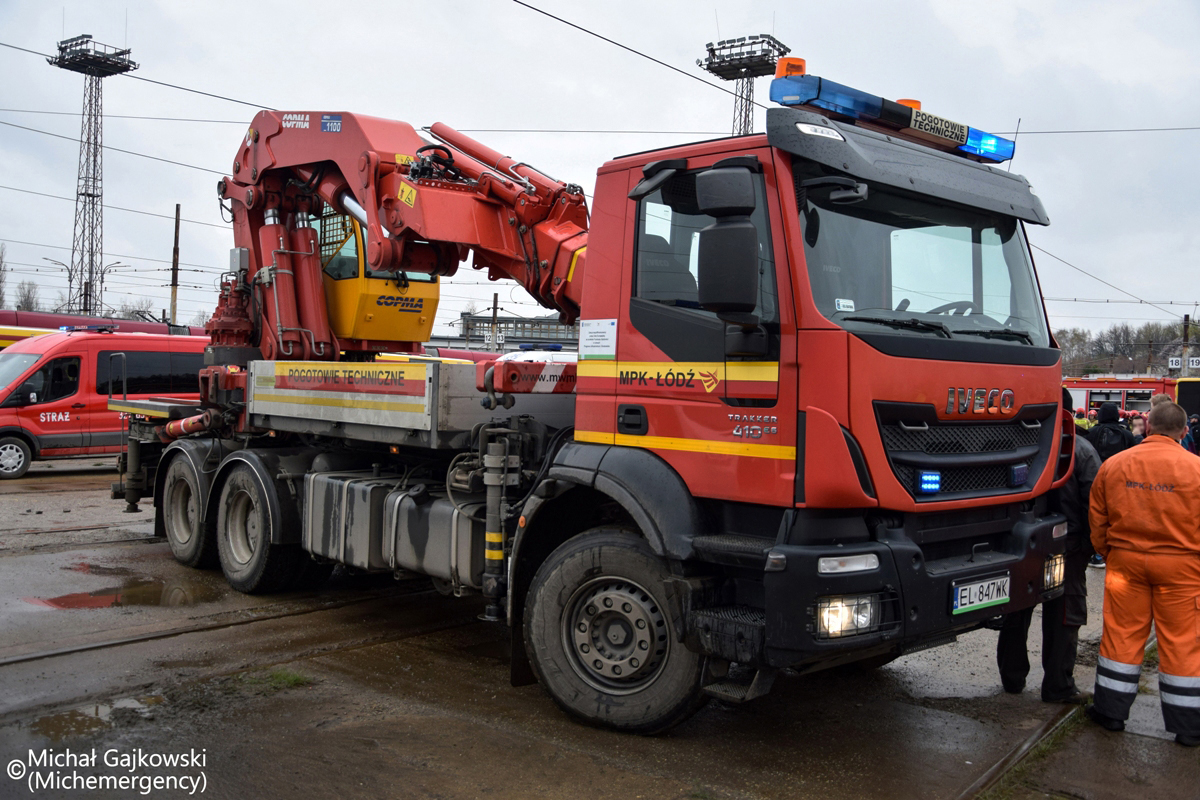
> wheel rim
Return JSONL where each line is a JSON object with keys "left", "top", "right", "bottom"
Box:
{"left": 166, "top": 479, "right": 195, "bottom": 546}
{"left": 0, "top": 443, "right": 25, "bottom": 474}
{"left": 562, "top": 576, "right": 670, "bottom": 695}
{"left": 226, "top": 489, "right": 259, "bottom": 566}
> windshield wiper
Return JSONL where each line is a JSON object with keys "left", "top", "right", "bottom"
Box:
{"left": 842, "top": 316, "right": 952, "bottom": 338}
{"left": 951, "top": 328, "right": 1034, "bottom": 345}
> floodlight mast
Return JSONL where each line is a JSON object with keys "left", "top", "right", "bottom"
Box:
{"left": 697, "top": 34, "right": 790, "bottom": 136}
{"left": 48, "top": 35, "right": 138, "bottom": 316}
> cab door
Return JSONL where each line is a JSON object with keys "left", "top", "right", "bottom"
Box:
{"left": 613, "top": 150, "right": 794, "bottom": 506}
{"left": 9, "top": 352, "right": 87, "bottom": 455}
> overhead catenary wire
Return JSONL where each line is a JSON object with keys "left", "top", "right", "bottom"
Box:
{"left": 1031, "top": 244, "right": 1178, "bottom": 318}
{"left": 6, "top": 108, "right": 1200, "bottom": 138}
{"left": 0, "top": 41, "right": 272, "bottom": 111}
{"left": 508, "top": 1, "right": 760, "bottom": 107}
{"left": 0, "top": 119, "right": 225, "bottom": 175}
{"left": 0, "top": 185, "right": 228, "bottom": 229}
{"left": 0, "top": 237, "right": 222, "bottom": 271}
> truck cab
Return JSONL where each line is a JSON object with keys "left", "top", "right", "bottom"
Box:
{"left": 556, "top": 95, "right": 1069, "bottom": 672}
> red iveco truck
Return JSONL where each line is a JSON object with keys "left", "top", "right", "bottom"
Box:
{"left": 114, "top": 58, "right": 1072, "bottom": 733}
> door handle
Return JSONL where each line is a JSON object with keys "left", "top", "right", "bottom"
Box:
{"left": 617, "top": 404, "right": 648, "bottom": 435}
{"left": 72, "top": 403, "right": 86, "bottom": 409}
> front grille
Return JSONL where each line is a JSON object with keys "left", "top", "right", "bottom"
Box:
{"left": 880, "top": 421, "right": 1040, "bottom": 455}
{"left": 895, "top": 462, "right": 1030, "bottom": 495}
{"left": 875, "top": 405, "right": 1057, "bottom": 501}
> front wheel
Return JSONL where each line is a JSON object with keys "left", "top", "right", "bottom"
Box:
{"left": 524, "top": 528, "right": 707, "bottom": 734}
{"left": 0, "top": 437, "right": 31, "bottom": 479}
{"left": 216, "top": 464, "right": 301, "bottom": 593}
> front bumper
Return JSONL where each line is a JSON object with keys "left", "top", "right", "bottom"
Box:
{"left": 758, "top": 510, "right": 1066, "bottom": 669}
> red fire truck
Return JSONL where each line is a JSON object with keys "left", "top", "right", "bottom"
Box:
{"left": 1064, "top": 375, "right": 1200, "bottom": 417}
{"left": 114, "top": 58, "right": 1072, "bottom": 732}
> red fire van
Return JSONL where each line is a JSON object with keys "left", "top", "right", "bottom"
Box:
{"left": 0, "top": 328, "right": 208, "bottom": 478}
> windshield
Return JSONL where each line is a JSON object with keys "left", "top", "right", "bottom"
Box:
{"left": 0, "top": 353, "right": 41, "bottom": 391}
{"left": 798, "top": 165, "right": 1050, "bottom": 348}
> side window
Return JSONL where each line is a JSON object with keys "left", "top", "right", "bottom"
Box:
{"left": 634, "top": 171, "right": 778, "bottom": 323}
{"left": 97, "top": 351, "right": 172, "bottom": 395}
{"left": 26, "top": 357, "right": 80, "bottom": 403}
{"left": 170, "top": 352, "right": 204, "bottom": 392}
{"left": 317, "top": 210, "right": 437, "bottom": 284}
{"left": 318, "top": 210, "right": 360, "bottom": 281}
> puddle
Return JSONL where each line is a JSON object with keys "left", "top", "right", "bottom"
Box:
{"left": 23, "top": 576, "right": 225, "bottom": 609}
{"left": 31, "top": 695, "right": 164, "bottom": 742}
{"left": 63, "top": 562, "right": 138, "bottom": 577}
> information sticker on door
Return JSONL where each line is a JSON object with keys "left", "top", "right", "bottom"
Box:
{"left": 579, "top": 319, "right": 617, "bottom": 360}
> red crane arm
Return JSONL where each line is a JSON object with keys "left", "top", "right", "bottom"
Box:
{"left": 219, "top": 111, "right": 589, "bottom": 324}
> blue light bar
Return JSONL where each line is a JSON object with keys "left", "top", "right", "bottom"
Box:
{"left": 770, "top": 73, "right": 1015, "bottom": 164}
{"left": 916, "top": 470, "right": 941, "bottom": 494}
{"left": 958, "top": 127, "right": 1016, "bottom": 162}
{"left": 770, "top": 75, "right": 882, "bottom": 120}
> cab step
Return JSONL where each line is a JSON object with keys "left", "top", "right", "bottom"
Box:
{"left": 689, "top": 605, "right": 766, "bottom": 664}
{"left": 703, "top": 667, "right": 777, "bottom": 704}
{"left": 691, "top": 534, "right": 773, "bottom": 568}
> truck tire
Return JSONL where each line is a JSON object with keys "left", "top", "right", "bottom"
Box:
{"left": 524, "top": 528, "right": 707, "bottom": 734}
{"left": 0, "top": 436, "right": 31, "bottom": 479}
{"left": 216, "top": 464, "right": 301, "bottom": 594}
{"left": 162, "top": 457, "right": 217, "bottom": 569}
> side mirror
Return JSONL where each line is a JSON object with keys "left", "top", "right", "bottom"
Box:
{"left": 2, "top": 389, "right": 32, "bottom": 408}
{"left": 695, "top": 167, "right": 759, "bottom": 320}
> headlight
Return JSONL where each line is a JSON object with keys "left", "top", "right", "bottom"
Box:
{"left": 1043, "top": 554, "right": 1065, "bottom": 589}
{"left": 815, "top": 594, "right": 882, "bottom": 639}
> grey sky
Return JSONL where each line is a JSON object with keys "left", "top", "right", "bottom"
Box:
{"left": 1, "top": 0, "right": 1196, "bottom": 334}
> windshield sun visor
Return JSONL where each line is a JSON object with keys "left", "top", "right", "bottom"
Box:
{"left": 767, "top": 107, "right": 1048, "bottom": 226}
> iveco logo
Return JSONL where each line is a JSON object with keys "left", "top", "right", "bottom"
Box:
{"left": 946, "top": 387, "right": 1016, "bottom": 415}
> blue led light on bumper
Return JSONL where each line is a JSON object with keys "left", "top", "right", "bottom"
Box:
{"left": 916, "top": 470, "right": 941, "bottom": 494}
{"left": 1009, "top": 463, "right": 1030, "bottom": 487}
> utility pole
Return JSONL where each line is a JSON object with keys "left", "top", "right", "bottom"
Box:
{"left": 170, "top": 204, "right": 180, "bottom": 324}
{"left": 489, "top": 292, "right": 499, "bottom": 353}
{"left": 1184, "top": 314, "right": 1191, "bottom": 377}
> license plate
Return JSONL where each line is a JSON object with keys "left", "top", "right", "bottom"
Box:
{"left": 951, "top": 573, "right": 1010, "bottom": 614}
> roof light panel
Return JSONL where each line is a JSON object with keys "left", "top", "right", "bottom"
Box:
{"left": 770, "top": 72, "right": 1015, "bottom": 163}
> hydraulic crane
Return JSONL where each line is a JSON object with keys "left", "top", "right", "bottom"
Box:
{"left": 210, "top": 111, "right": 589, "bottom": 364}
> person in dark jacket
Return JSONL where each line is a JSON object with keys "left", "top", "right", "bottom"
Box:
{"left": 998, "top": 391, "right": 1103, "bottom": 702}
{"left": 1087, "top": 402, "right": 1135, "bottom": 462}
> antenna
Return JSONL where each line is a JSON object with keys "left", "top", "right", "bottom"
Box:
{"left": 48, "top": 35, "right": 138, "bottom": 316}
{"left": 697, "top": 34, "right": 790, "bottom": 136}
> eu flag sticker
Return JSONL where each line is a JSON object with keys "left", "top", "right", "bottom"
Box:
{"left": 321, "top": 114, "right": 343, "bottom": 133}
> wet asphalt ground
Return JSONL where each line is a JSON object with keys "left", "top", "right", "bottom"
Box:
{"left": 0, "top": 462, "right": 1196, "bottom": 799}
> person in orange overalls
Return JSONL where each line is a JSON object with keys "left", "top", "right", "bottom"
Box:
{"left": 1088, "top": 401, "right": 1200, "bottom": 747}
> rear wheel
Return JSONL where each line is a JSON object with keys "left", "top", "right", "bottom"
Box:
{"left": 216, "top": 464, "right": 301, "bottom": 593}
{"left": 162, "top": 457, "right": 216, "bottom": 568}
{"left": 0, "top": 437, "right": 31, "bottom": 479}
{"left": 524, "top": 528, "right": 707, "bottom": 734}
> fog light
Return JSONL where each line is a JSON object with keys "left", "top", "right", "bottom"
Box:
{"left": 815, "top": 594, "right": 881, "bottom": 639}
{"left": 1044, "top": 554, "right": 1065, "bottom": 589}
{"left": 1051, "top": 522, "right": 1068, "bottom": 539}
{"left": 818, "top": 553, "right": 880, "bottom": 574}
